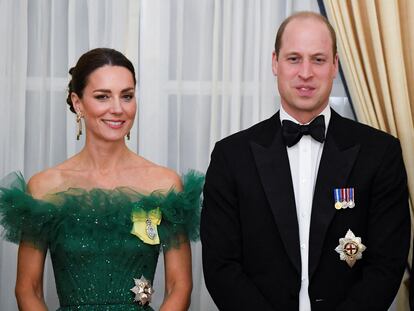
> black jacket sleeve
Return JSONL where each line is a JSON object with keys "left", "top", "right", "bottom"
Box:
{"left": 201, "top": 142, "right": 276, "bottom": 311}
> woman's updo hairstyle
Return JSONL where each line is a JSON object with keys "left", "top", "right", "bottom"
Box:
{"left": 66, "top": 48, "right": 136, "bottom": 114}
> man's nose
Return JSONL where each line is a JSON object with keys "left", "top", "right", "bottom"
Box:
{"left": 298, "top": 60, "right": 313, "bottom": 80}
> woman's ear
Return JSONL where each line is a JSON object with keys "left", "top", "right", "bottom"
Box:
{"left": 71, "top": 92, "right": 82, "bottom": 115}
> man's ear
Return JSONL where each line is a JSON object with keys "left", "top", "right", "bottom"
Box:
{"left": 272, "top": 51, "right": 278, "bottom": 76}
{"left": 333, "top": 53, "right": 339, "bottom": 78}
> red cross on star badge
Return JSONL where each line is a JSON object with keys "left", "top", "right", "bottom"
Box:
{"left": 335, "top": 229, "right": 366, "bottom": 268}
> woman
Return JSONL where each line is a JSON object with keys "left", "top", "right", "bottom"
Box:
{"left": 0, "top": 48, "right": 203, "bottom": 310}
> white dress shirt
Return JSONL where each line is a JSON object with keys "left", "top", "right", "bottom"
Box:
{"left": 279, "top": 105, "right": 331, "bottom": 311}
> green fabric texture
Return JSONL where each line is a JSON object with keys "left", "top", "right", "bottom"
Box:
{"left": 0, "top": 171, "right": 204, "bottom": 311}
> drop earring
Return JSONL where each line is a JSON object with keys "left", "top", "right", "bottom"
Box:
{"left": 76, "top": 113, "right": 83, "bottom": 140}
{"left": 126, "top": 131, "right": 130, "bottom": 140}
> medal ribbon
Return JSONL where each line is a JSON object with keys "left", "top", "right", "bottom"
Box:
{"left": 334, "top": 188, "right": 340, "bottom": 203}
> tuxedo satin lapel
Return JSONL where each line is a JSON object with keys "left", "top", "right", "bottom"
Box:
{"left": 250, "top": 128, "right": 301, "bottom": 274}
{"left": 308, "top": 112, "right": 360, "bottom": 280}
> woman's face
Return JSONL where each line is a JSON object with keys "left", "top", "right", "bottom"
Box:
{"left": 73, "top": 65, "right": 136, "bottom": 142}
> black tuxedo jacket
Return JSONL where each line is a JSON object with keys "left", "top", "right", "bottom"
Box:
{"left": 201, "top": 109, "right": 410, "bottom": 311}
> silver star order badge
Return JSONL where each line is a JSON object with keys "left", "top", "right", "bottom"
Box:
{"left": 130, "top": 275, "right": 154, "bottom": 305}
{"left": 335, "top": 229, "right": 366, "bottom": 268}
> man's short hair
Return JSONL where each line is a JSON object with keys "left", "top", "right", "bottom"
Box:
{"left": 274, "top": 11, "right": 337, "bottom": 61}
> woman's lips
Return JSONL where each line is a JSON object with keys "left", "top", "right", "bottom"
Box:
{"left": 102, "top": 120, "right": 125, "bottom": 129}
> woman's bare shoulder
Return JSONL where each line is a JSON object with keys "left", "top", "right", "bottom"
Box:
{"left": 149, "top": 165, "right": 183, "bottom": 192}
{"left": 27, "top": 168, "right": 65, "bottom": 199}
{"left": 27, "top": 158, "right": 80, "bottom": 198}
{"left": 129, "top": 156, "right": 183, "bottom": 192}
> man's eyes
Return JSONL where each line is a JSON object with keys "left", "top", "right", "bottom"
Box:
{"left": 314, "top": 57, "right": 326, "bottom": 63}
{"left": 287, "top": 56, "right": 299, "bottom": 63}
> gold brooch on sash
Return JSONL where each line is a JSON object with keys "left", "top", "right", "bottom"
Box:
{"left": 131, "top": 208, "right": 162, "bottom": 245}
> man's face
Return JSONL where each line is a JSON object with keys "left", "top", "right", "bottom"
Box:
{"left": 272, "top": 18, "right": 338, "bottom": 123}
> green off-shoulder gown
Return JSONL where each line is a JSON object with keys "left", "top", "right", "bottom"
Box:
{"left": 0, "top": 171, "right": 203, "bottom": 311}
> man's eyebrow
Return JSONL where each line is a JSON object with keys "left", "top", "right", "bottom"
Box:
{"left": 284, "top": 52, "right": 301, "bottom": 56}
{"left": 311, "top": 52, "right": 328, "bottom": 57}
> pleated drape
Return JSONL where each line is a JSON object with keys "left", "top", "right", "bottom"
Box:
{"left": 323, "top": 1, "right": 414, "bottom": 309}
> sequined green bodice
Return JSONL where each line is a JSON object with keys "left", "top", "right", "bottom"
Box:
{"left": 0, "top": 172, "right": 203, "bottom": 311}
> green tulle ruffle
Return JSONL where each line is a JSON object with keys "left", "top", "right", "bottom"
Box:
{"left": 0, "top": 171, "right": 204, "bottom": 251}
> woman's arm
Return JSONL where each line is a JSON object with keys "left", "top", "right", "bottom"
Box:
{"left": 159, "top": 241, "right": 192, "bottom": 311}
{"left": 15, "top": 242, "right": 48, "bottom": 311}
{"left": 148, "top": 167, "right": 193, "bottom": 310}
{"left": 15, "top": 172, "right": 54, "bottom": 310}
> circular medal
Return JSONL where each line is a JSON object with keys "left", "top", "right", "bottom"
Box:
{"left": 342, "top": 200, "right": 348, "bottom": 209}
{"left": 348, "top": 200, "right": 355, "bottom": 208}
{"left": 335, "top": 202, "right": 342, "bottom": 210}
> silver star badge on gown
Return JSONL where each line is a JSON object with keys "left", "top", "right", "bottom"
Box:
{"left": 130, "top": 275, "right": 154, "bottom": 305}
{"left": 335, "top": 229, "right": 366, "bottom": 268}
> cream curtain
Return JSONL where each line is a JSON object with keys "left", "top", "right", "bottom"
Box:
{"left": 323, "top": 1, "right": 414, "bottom": 310}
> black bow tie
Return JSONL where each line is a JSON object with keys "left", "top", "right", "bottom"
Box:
{"left": 282, "top": 115, "right": 326, "bottom": 147}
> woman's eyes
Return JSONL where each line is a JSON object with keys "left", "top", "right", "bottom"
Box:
{"left": 122, "top": 94, "right": 134, "bottom": 101}
{"left": 95, "top": 94, "right": 110, "bottom": 100}
{"left": 94, "top": 94, "right": 134, "bottom": 101}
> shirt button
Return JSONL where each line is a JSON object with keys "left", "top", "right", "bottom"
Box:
{"left": 300, "top": 243, "right": 306, "bottom": 250}
{"left": 301, "top": 212, "right": 306, "bottom": 218}
{"left": 301, "top": 277, "right": 307, "bottom": 282}
{"left": 301, "top": 178, "right": 307, "bottom": 184}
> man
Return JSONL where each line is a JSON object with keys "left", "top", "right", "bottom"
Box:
{"left": 411, "top": 249, "right": 414, "bottom": 310}
{"left": 201, "top": 11, "right": 410, "bottom": 311}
